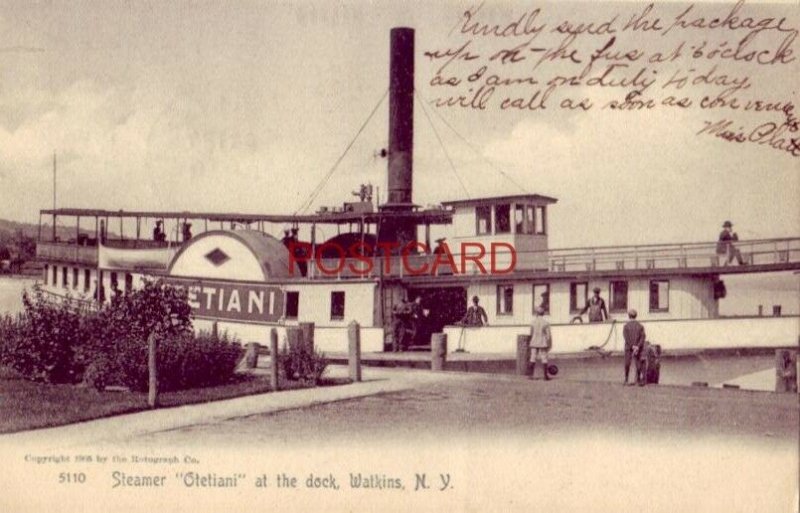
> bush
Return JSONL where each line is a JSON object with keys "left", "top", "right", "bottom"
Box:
{"left": 107, "top": 330, "right": 243, "bottom": 392}
{"left": 279, "top": 341, "right": 327, "bottom": 385}
{"left": 1, "top": 286, "right": 90, "bottom": 383}
{"left": 0, "top": 313, "right": 22, "bottom": 364}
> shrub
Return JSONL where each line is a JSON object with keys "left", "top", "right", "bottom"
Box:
{"left": 0, "top": 313, "right": 22, "bottom": 364}
{"left": 110, "top": 330, "right": 243, "bottom": 392}
{"left": 79, "top": 278, "right": 196, "bottom": 391}
{"left": 279, "top": 341, "right": 327, "bottom": 385}
{"left": 4, "top": 278, "right": 243, "bottom": 392}
{"left": 1, "top": 286, "right": 90, "bottom": 383}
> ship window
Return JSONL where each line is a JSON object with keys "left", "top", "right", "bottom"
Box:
{"left": 570, "top": 282, "right": 588, "bottom": 312}
{"left": 516, "top": 205, "right": 534, "bottom": 235}
{"left": 533, "top": 284, "right": 550, "bottom": 314}
{"left": 609, "top": 280, "right": 628, "bottom": 312}
{"left": 535, "top": 206, "right": 546, "bottom": 235}
{"left": 649, "top": 280, "right": 670, "bottom": 312}
{"left": 43, "top": 265, "right": 48, "bottom": 283}
{"left": 514, "top": 205, "right": 524, "bottom": 233}
{"left": 125, "top": 273, "right": 133, "bottom": 293}
{"left": 62, "top": 267, "right": 68, "bottom": 288}
{"left": 330, "top": 291, "right": 345, "bottom": 320}
{"left": 110, "top": 272, "right": 118, "bottom": 292}
{"left": 476, "top": 206, "right": 492, "bottom": 235}
{"left": 527, "top": 206, "right": 536, "bottom": 235}
{"left": 72, "top": 268, "right": 79, "bottom": 288}
{"left": 285, "top": 291, "right": 299, "bottom": 320}
{"left": 52, "top": 265, "right": 57, "bottom": 286}
{"left": 495, "top": 204, "right": 511, "bottom": 234}
{"left": 497, "top": 285, "right": 513, "bottom": 315}
{"left": 84, "top": 269, "right": 91, "bottom": 292}
{"left": 98, "top": 271, "right": 104, "bottom": 302}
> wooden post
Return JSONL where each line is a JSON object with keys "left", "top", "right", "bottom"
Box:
{"left": 286, "top": 326, "right": 303, "bottom": 351}
{"left": 775, "top": 350, "right": 798, "bottom": 393}
{"left": 348, "top": 321, "right": 362, "bottom": 382}
{"left": 245, "top": 342, "right": 260, "bottom": 369}
{"left": 516, "top": 335, "right": 531, "bottom": 377}
{"left": 147, "top": 332, "right": 158, "bottom": 408}
{"left": 270, "top": 328, "right": 279, "bottom": 391}
{"left": 431, "top": 333, "right": 447, "bottom": 371}
{"left": 299, "top": 322, "right": 315, "bottom": 353}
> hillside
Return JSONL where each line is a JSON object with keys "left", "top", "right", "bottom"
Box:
{"left": 0, "top": 218, "right": 94, "bottom": 242}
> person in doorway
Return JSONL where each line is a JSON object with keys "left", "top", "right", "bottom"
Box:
{"left": 391, "top": 297, "right": 413, "bottom": 352}
{"left": 622, "top": 309, "right": 646, "bottom": 386}
{"left": 409, "top": 296, "right": 427, "bottom": 346}
{"left": 580, "top": 287, "right": 609, "bottom": 323}
{"left": 529, "top": 307, "right": 552, "bottom": 381}
{"left": 460, "top": 295, "right": 488, "bottom": 327}
{"left": 717, "top": 221, "right": 746, "bottom": 265}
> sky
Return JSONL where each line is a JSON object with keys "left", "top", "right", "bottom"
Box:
{"left": 0, "top": 0, "right": 797, "bottom": 248}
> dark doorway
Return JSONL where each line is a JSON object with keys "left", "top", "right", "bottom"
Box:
{"left": 408, "top": 286, "right": 467, "bottom": 348}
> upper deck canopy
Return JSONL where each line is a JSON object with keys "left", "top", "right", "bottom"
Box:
{"left": 39, "top": 207, "right": 453, "bottom": 225}
{"left": 441, "top": 194, "right": 558, "bottom": 208}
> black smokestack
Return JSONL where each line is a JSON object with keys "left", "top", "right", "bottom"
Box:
{"left": 386, "top": 27, "right": 414, "bottom": 207}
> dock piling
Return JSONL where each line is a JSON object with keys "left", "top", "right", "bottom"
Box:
{"left": 270, "top": 328, "right": 279, "bottom": 391}
{"left": 516, "top": 335, "right": 531, "bottom": 377}
{"left": 348, "top": 321, "right": 362, "bottom": 382}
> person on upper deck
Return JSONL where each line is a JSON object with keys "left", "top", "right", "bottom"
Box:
{"left": 460, "top": 295, "right": 488, "bottom": 327}
{"left": 182, "top": 222, "right": 192, "bottom": 242}
{"left": 717, "top": 221, "right": 746, "bottom": 266}
{"left": 580, "top": 287, "right": 609, "bottom": 323}
{"left": 152, "top": 220, "right": 165, "bottom": 242}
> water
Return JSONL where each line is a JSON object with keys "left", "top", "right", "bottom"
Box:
{"left": 0, "top": 276, "right": 37, "bottom": 316}
{"left": 0, "top": 273, "right": 797, "bottom": 317}
{"left": 718, "top": 271, "right": 800, "bottom": 316}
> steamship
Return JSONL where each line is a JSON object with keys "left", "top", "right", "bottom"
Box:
{"left": 34, "top": 28, "right": 800, "bottom": 355}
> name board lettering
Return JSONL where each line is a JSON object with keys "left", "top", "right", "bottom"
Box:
{"left": 167, "top": 278, "right": 284, "bottom": 324}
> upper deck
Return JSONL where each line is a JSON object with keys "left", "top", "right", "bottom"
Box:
{"left": 36, "top": 235, "right": 800, "bottom": 282}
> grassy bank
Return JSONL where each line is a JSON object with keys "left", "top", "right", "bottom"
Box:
{"left": 0, "top": 366, "right": 303, "bottom": 434}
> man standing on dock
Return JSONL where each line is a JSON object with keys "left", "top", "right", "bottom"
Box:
{"left": 529, "top": 307, "right": 552, "bottom": 381}
{"left": 580, "top": 287, "right": 609, "bottom": 323}
{"left": 623, "top": 309, "right": 646, "bottom": 386}
{"left": 391, "top": 297, "right": 412, "bottom": 352}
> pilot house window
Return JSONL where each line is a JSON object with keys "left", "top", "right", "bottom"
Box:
{"left": 535, "top": 206, "right": 547, "bottom": 234}
{"left": 476, "top": 206, "right": 492, "bottom": 235}
{"left": 330, "top": 291, "right": 345, "bottom": 320}
{"left": 495, "top": 204, "right": 511, "bottom": 234}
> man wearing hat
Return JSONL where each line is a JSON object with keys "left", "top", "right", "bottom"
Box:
{"left": 460, "top": 295, "right": 488, "bottom": 327}
{"left": 622, "top": 309, "right": 646, "bottom": 385}
{"left": 717, "top": 221, "right": 745, "bottom": 265}
{"left": 580, "top": 286, "right": 609, "bottom": 323}
{"left": 529, "top": 306, "right": 553, "bottom": 380}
